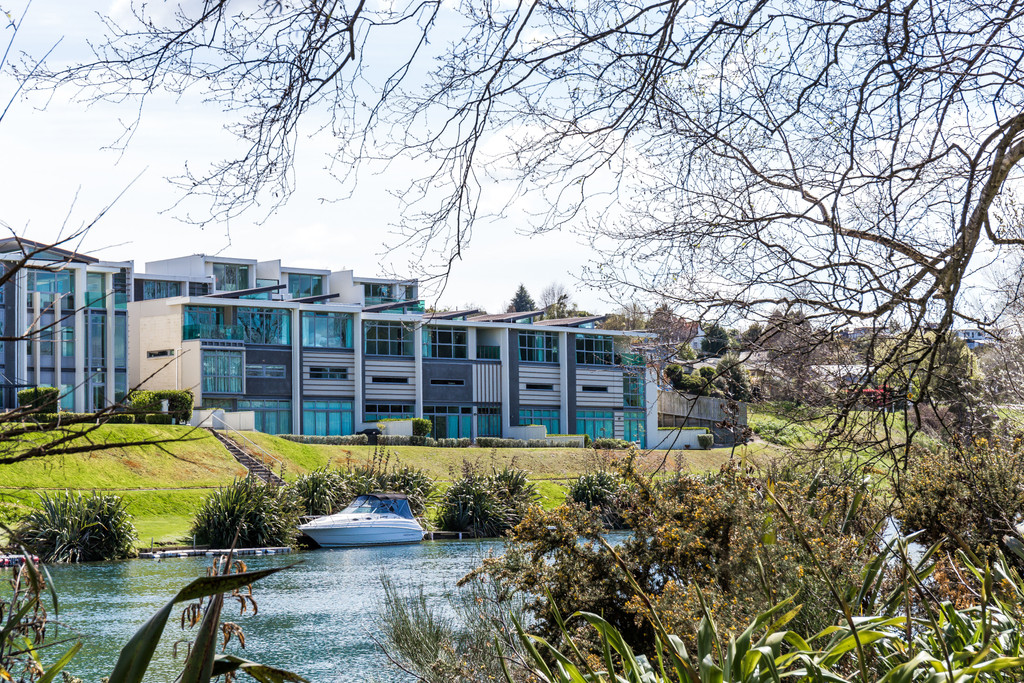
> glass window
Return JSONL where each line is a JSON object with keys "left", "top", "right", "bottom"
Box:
{"left": 87, "top": 313, "right": 105, "bottom": 362}
{"left": 184, "top": 306, "right": 223, "bottom": 327}
{"left": 364, "top": 403, "right": 414, "bottom": 422}
{"left": 113, "top": 270, "right": 129, "bottom": 309}
{"left": 115, "top": 370, "right": 128, "bottom": 404}
{"left": 27, "top": 269, "right": 73, "bottom": 308}
{"left": 477, "top": 405, "right": 501, "bottom": 437}
{"left": 237, "top": 307, "right": 291, "bottom": 345}
{"left": 364, "top": 320, "right": 412, "bottom": 356}
{"left": 623, "top": 373, "right": 644, "bottom": 408}
{"left": 576, "top": 334, "right": 614, "bottom": 365}
{"left": 301, "top": 312, "right": 352, "bottom": 348}
{"left": 245, "top": 364, "right": 287, "bottom": 379}
{"left": 61, "top": 327, "right": 74, "bottom": 358}
{"left": 202, "top": 350, "right": 244, "bottom": 394}
{"left": 364, "top": 283, "right": 393, "bottom": 304}
{"left": 308, "top": 367, "right": 347, "bottom": 380}
{"left": 189, "top": 281, "right": 211, "bottom": 297}
{"left": 423, "top": 405, "right": 473, "bottom": 439}
{"left": 423, "top": 326, "right": 467, "bottom": 359}
{"left": 89, "top": 371, "right": 107, "bottom": 411}
{"left": 59, "top": 384, "right": 74, "bottom": 411}
{"left": 238, "top": 398, "right": 291, "bottom": 434}
{"left": 302, "top": 399, "right": 354, "bottom": 436}
{"left": 86, "top": 273, "right": 106, "bottom": 308}
{"left": 142, "top": 280, "right": 182, "bottom": 300}
{"left": 115, "top": 315, "right": 126, "bottom": 367}
{"left": 288, "top": 273, "right": 323, "bottom": 299}
{"left": 519, "top": 408, "right": 559, "bottom": 434}
{"left": 212, "top": 263, "right": 250, "bottom": 292}
{"left": 519, "top": 331, "right": 559, "bottom": 363}
{"left": 624, "top": 412, "right": 646, "bottom": 447}
{"left": 577, "top": 410, "right": 615, "bottom": 441}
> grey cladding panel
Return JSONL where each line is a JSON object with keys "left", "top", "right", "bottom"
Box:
{"left": 422, "top": 361, "right": 473, "bottom": 402}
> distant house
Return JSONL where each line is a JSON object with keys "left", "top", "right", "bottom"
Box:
{"left": 954, "top": 328, "right": 995, "bottom": 350}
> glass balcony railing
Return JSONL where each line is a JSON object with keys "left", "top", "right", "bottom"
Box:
{"left": 618, "top": 352, "right": 645, "bottom": 366}
{"left": 182, "top": 323, "right": 245, "bottom": 341}
{"left": 477, "top": 345, "right": 500, "bottom": 360}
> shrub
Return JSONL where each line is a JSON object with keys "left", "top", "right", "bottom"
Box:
{"left": 583, "top": 433, "right": 592, "bottom": 448}
{"left": 17, "top": 386, "right": 59, "bottom": 411}
{"left": 191, "top": 477, "right": 301, "bottom": 548}
{"left": 279, "top": 434, "right": 369, "bottom": 446}
{"left": 16, "top": 491, "right": 137, "bottom": 562}
{"left": 102, "top": 413, "right": 136, "bottom": 424}
{"left": 154, "top": 389, "right": 194, "bottom": 421}
{"left": 592, "top": 438, "right": 632, "bottom": 450}
{"left": 411, "top": 417, "right": 432, "bottom": 437}
{"left": 293, "top": 467, "right": 349, "bottom": 516}
{"left": 127, "top": 389, "right": 161, "bottom": 413}
{"left": 475, "top": 437, "right": 583, "bottom": 449}
{"left": 436, "top": 472, "right": 512, "bottom": 537}
{"left": 144, "top": 413, "right": 174, "bottom": 425}
{"left": 568, "top": 471, "right": 621, "bottom": 510}
{"left": 697, "top": 433, "right": 714, "bottom": 449}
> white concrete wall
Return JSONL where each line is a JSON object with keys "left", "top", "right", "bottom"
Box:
{"left": 192, "top": 408, "right": 256, "bottom": 431}
{"left": 648, "top": 428, "right": 709, "bottom": 450}
{"left": 380, "top": 419, "right": 414, "bottom": 436}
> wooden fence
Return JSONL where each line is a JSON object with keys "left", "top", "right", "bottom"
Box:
{"left": 658, "top": 391, "right": 747, "bottom": 427}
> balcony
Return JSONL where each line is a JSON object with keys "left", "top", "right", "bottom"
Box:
{"left": 182, "top": 323, "right": 245, "bottom": 341}
{"left": 476, "top": 345, "right": 500, "bottom": 360}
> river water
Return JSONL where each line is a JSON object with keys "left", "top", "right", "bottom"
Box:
{"left": 44, "top": 539, "right": 504, "bottom": 682}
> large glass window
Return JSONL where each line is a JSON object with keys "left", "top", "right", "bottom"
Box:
{"left": 59, "top": 383, "right": 74, "bottom": 411}
{"left": 576, "top": 334, "right": 614, "bottom": 365}
{"left": 87, "top": 313, "right": 105, "bottom": 363}
{"left": 519, "top": 331, "right": 559, "bottom": 363}
{"left": 423, "top": 326, "right": 467, "bottom": 359}
{"left": 27, "top": 269, "right": 73, "bottom": 308}
{"left": 115, "top": 315, "right": 126, "bottom": 367}
{"left": 89, "top": 371, "right": 106, "bottom": 411}
{"left": 237, "top": 307, "right": 291, "bottom": 345}
{"left": 142, "top": 280, "right": 182, "bottom": 300}
{"left": 364, "top": 320, "right": 412, "bottom": 356}
{"left": 303, "top": 399, "right": 354, "bottom": 436}
{"left": 202, "top": 350, "right": 244, "bottom": 394}
{"left": 424, "top": 405, "right": 472, "bottom": 439}
{"left": 477, "top": 406, "right": 501, "bottom": 437}
{"left": 61, "top": 327, "right": 74, "bottom": 358}
{"left": 577, "top": 410, "right": 615, "bottom": 441}
{"left": 246, "top": 364, "right": 287, "bottom": 379}
{"left": 212, "top": 263, "right": 250, "bottom": 292}
{"left": 238, "top": 398, "right": 291, "bottom": 434}
{"left": 519, "top": 408, "right": 559, "bottom": 434}
{"left": 184, "top": 306, "right": 223, "bottom": 327}
{"left": 288, "top": 273, "right": 323, "bottom": 299}
{"left": 183, "top": 306, "right": 233, "bottom": 340}
{"left": 364, "top": 403, "right": 414, "bottom": 422}
{"left": 624, "top": 412, "right": 646, "bottom": 447}
{"left": 302, "top": 312, "right": 352, "bottom": 348}
{"left": 86, "top": 273, "right": 106, "bottom": 308}
{"left": 623, "top": 372, "right": 644, "bottom": 408}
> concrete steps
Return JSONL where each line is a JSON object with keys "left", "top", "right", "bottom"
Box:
{"left": 208, "top": 429, "right": 286, "bottom": 486}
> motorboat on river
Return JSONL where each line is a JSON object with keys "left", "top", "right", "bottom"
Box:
{"left": 298, "top": 492, "right": 424, "bottom": 547}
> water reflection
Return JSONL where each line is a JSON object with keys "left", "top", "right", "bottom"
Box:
{"left": 47, "top": 540, "right": 503, "bottom": 682}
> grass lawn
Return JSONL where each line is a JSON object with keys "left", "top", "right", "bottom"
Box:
{"left": 241, "top": 432, "right": 734, "bottom": 480}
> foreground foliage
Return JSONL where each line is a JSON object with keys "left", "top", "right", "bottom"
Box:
{"left": 436, "top": 464, "right": 539, "bottom": 537}
{"left": 15, "top": 490, "right": 137, "bottom": 562}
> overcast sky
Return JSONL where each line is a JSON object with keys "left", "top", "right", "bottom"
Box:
{"left": 0, "top": 1, "right": 618, "bottom": 314}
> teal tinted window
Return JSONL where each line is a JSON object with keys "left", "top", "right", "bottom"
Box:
{"left": 576, "top": 334, "right": 614, "bottom": 365}
{"left": 212, "top": 263, "right": 250, "bottom": 291}
{"left": 477, "top": 405, "right": 501, "bottom": 437}
{"left": 238, "top": 399, "right": 291, "bottom": 434}
{"left": 303, "top": 400, "right": 354, "bottom": 436}
{"left": 86, "top": 273, "right": 106, "bottom": 308}
{"left": 142, "top": 280, "right": 182, "bottom": 300}
{"left": 237, "top": 307, "right": 291, "bottom": 345}
{"left": 519, "top": 408, "right": 559, "bottom": 434}
{"left": 519, "top": 331, "right": 558, "bottom": 363}
{"left": 364, "top": 403, "right": 413, "bottom": 422}
{"left": 623, "top": 373, "right": 644, "bottom": 408}
{"left": 423, "top": 326, "right": 467, "bottom": 359}
{"left": 364, "top": 320, "right": 412, "bottom": 356}
{"left": 576, "top": 410, "right": 614, "bottom": 441}
{"left": 202, "top": 350, "right": 243, "bottom": 394}
{"left": 624, "top": 412, "right": 646, "bottom": 447}
{"left": 423, "top": 405, "right": 472, "bottom": 439}
{"left": 302, "top": 312, "right": 352, "bottom": 348}
{"left": 288, "top": 273, "right": 323, "bottom": 299}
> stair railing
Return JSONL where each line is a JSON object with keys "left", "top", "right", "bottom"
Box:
{"left": 205, "top": 414, "right": 285, "bottom": 481}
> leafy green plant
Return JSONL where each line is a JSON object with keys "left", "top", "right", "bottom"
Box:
{"left": 412, "top": 417, "right": 432, "bottom": 437}
{"left": 15, "top": 491, "right": 137, "bottom": 562}
{"left": 191, "top": 478, "right": 300, "bottom": 548}
{"left": 17, "top": 386, "right": 59, "bottom": 411}
{"left": 292, "top": 467, "right": 349, "bottom": 516}
{"left": 436, "top": 472, "right": 512, "bottom": 537}
{"left": 591, "top": 438, "right": 632, "bottom": 450}
{"left": 697, "top": 433, "right": 714, "bottom": 449}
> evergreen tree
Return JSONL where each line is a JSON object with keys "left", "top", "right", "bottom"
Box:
{"left": 508, "top": 284, "right": 537, "bottom": 312}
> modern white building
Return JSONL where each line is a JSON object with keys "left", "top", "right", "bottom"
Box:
{"left": 127, "top": 254, "right": 659, "bottom": 445}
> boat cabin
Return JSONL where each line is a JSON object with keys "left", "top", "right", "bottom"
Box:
{"left": 341, "top": 493, "right": 415, "bottom": 519}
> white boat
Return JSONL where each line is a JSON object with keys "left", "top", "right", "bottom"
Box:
{"left": 298, "top": 492, "right": 424, "bottom": 547}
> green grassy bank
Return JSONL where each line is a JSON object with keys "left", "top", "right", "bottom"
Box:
{"left": 0, "top": 424, "right": 740, "bottom": 544}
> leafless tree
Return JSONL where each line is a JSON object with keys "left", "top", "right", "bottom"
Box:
{"left": 539, "top": 282, "right": 574, "bottom": 319}
{"left": 30, "top": 0, "right": 1024, "bottom": 461}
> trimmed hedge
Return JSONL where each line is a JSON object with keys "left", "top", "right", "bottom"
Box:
{"left": 697, "top": 433, "right": 715, "bottom": 449}
{"left": 17, "top": 386, "right": 59, "bottom": 410}
{"left": 279, "top": 434, "right": 370, "bottom": 446}
{"left": 103, "top": 413, "right": 136, "bottom": 424}
{"left": 127, "top": 389, "right": 193, "bottom": 422}
{"left": 592, "top": 438, "right": 634, "bottom": 450}
{"left": 476, "top": 437, "right": 583, "bottom": 449}
{"left": 145, "top": 414, "right": 174, "bottom": 425}
{"left": 378, "top": 435, "right": 472, "bottom": 447}
{"left": 411, "top": 417, "right": 431, "bottom": 437}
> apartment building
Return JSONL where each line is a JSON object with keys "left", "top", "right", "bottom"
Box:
{"left": 0, "top": 239, "right": 130, "bottom": 412}
{"left": 127, "top": 254, "right": 658, "bottom": 445}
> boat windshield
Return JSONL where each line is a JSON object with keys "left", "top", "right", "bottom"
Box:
{"left": 340, "top": 496, "right": 414, "bottom": 519}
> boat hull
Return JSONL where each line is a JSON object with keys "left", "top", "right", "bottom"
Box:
{"left": 299, "top": 519, "right": 424, "bottom": 548}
